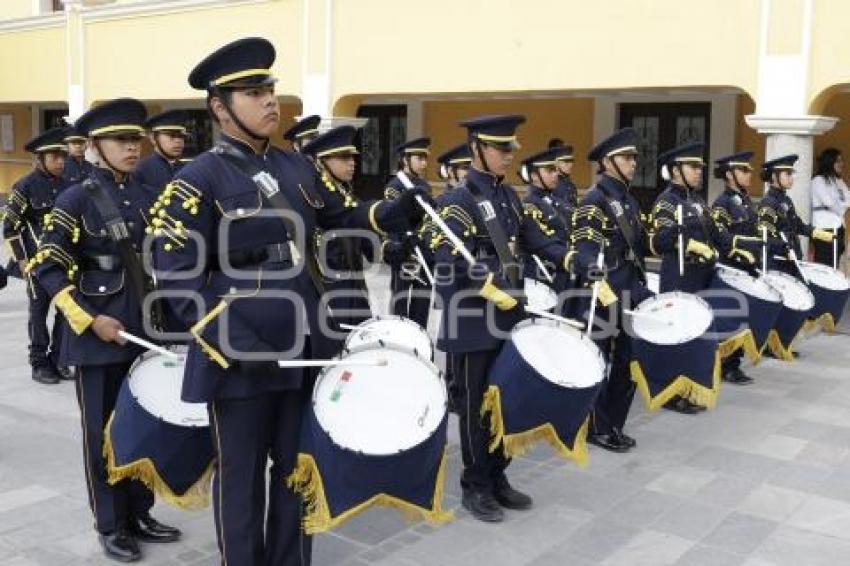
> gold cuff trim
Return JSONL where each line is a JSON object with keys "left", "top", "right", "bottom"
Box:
{"left": 368, "top": 202, "right": 387, "bottom": 237}
{"left": 479, "top": 273, "right": 518, "bottom": 311}
{"left": 55, "top": 285, "right": 94, "bottom": 335}
{"left": 190, "top": 300, "right": 230, "bottom": 369}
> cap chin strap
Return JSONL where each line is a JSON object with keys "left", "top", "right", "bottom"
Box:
{"left": 93, "top": 139, "right": 127, "bottom": 183}
{"left": 611, "top": 157, "right": 631, "bottom": 189}
{"left": 403, "top": 155, "right": 419, "bottom": 179}
{"left": 215, "top": 87, "right": 268, "bottom": 143}
{"left": 536, "top": 169, "right": 553, "bottom": 191}
{"left": 473, "top": 139, "right": 492, "bottom": 174}
{"left": 153, "top": 134, "right": 179, "bottom": 162}
{"left": 729, "top": 169, "right": 744, "bottom": 192}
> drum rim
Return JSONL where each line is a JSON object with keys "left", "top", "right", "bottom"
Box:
{"left": 509, "top": 317, "right": 607, "bottom": 386}
{"left": 797, "top": 261, "right": 850, "bottom": 291}
{"left": 343, "top": 314, "right": 435, "bottom": 360}
{"left": 633, "top": 291, "right": 715, "bottom": 344}
{"left": 311, "top": 342, "right": 449, "bottom": 454}
{"left": 718, "top": 270, "right": 783, "bottom": 303}
{"left": 762, "top": 270, "right": 817, "bottom": 309}
{"left": 127, "top": 343, "right": 188, "bottom": 375}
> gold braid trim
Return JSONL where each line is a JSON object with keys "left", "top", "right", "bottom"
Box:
{"left": 523, "top": 203, "right": 555, "bottom": 236}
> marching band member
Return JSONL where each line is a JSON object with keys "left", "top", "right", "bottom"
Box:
{"left": 551, "top": 140, "right": 579, "bottom": 209}
{"left": 385, "top": 137, "right": 432, "bottom": 326}
{"left": 758, "top": 154, "right": 835, "bottom": 274}
{"left": 519, "top": 147, "right": 574, "bottom": 302}
{"left": 436, "top": 142, "right": 472, "bottom": 200}
{"left": 283, "top": 114, "right": 321, "bottom": 152}
{"left": 29, "top": 98, "right": 181, "bottom": 562}
{"left": 573, "top": 127, "right": 651, "bottom": 452}
{"left": 2, "top": 127, "right": 70, "bottom": 385}
{"left": 433, "top": 114, "right": 534, "bottom": 523}
{"left": 135, "top": 109, "right": 191, "bottom": 190}
{"left": 150, "top": 37, "right": 426, "bottom": 565}
{"left": 711, "top": 151, "right": 763, "bottom": 384}
{"left": 62, "top": 125, "right": 94, "bottom": 184}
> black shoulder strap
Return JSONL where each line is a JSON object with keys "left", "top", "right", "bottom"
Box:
{"left": 465, "top": 178, "right": 520, "bottom": 287}
{"left": 82, "top": 178, "right": 151, "bottom": 307}
{"left": 595, "top": 184, "right": 646, "bottom": 277}
{"left": 211, "top": 140, "right": 327, "bottom": 296}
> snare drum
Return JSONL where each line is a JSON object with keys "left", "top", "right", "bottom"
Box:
{"left": 105, "top": 348, "right": 214, "bottom": 509}
{"left": 482, "top": 318, "right": 605, "bottom": 466}
{"left": 629, "top": 292, "right": 721, "bottom": 409}
{"left": 798, "top": 261, "right": 850, "bottom": 332}
{"left": 761, "top": 271, "right": 815, "bottom": 360}
{"left": 288, "top": 345, "right": 451, "bottom": 534}
{"left": 344, "top": 315, "right": 433, "bottom": 360}
{"left": 524, "top": 277, "right": 558, "bottom": 312}
{"left": 705, "top": 268, "right": 782, "bottom": 362}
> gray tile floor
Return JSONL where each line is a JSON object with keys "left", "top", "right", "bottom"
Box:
{"left": 1, "top": 268, "right": 850, "bottom": 566}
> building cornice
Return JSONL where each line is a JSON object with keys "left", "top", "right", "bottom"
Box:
{"left": 744, "top": 115, "right": 839, "bottom": 136}
{"left": 81, "top": 0, "right": 276, "bottom": 23}
{"left": 0, "top": 14, "right": 64, "bottom": 33}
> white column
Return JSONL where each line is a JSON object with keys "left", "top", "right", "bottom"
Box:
{"left": 64, "top": 0, "right": 85, "bottom": 120}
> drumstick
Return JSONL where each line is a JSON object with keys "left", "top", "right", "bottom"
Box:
{"left": 339, "top": 323, "right": 359, "bottom": 331}
{"left": 413, "top": 245, "right": 436, "bottom": 285}
{"left": 277, "top": 358, "right": 388, "bottom": 368}
{"left": 525, "top": 306, "right": 585, "bottom": 330}
{"left": 586, "top": 243, "right": 605, "bottom": 338}
{"left": 415, "top": 195, "right": 477, "bottom": 266}
{"left": 118, "top": 331, "right": 181, "bottom": 359}
{"left": 532, "top": 254, "right": 555, "bottom": 284}
{"left": 716, "top": 263, "right": 750, "bottom": 277}
{"left": 401, "top": 265, "right": 428, "bottom": 286}
{"left": 623, "top": 309, "right": 674, "bottom": 326}
{"left": 762, "top": 226, "right": 768, "bottom": 273}
{"left": 677, "top": 204, "right": 685, "bottom": 276}
{"left": 780, "top": 233, "right": 810, "bottom": 284}
{"left": 834, "top": 225, "right": 839, "bottom": 271}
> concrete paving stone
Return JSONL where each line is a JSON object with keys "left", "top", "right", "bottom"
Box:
{"left": 559, "top": 518, "right": 641, "bottom": 562}
{"left": 674, "top": 544, "right": 747, "bottom": 566}
{"left": 650, "top": 499, "right": 731, "bottom": 541}
{"left": 646, "top": 466, "right": 718, "bottom": 498}
{"left": 599, "top": 530, "right": 693, "bottom": 566}
{"left": 735, "top": 484, "right": 808, "bottom": 523}
{"left": 764, "top": 460, "right": 832, "bottom": 493}
{"left": 598, "top": 488, "right": 684, "bottom": 528}
{"left": 785, "top": 493, "right": 850, "bottom": 541}
{"left": 701, "top": 512, "right": 779, "bottom": 555}
{"left": 751, "top": 524, "right": 850, "bottom": 566}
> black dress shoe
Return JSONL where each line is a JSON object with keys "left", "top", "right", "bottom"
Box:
{"left": 32, "top": 366, "right": 60, "bottom": 385}
{"left": 462, "top": 489, "right": 504, "bottom": 523}
{"left": 56, "top": 365, "right": 77, "bottom": 380}
{"left": 128, "top": 514, "right": 181, "bottom": 543}
{"left": 613, "top": 429, "right": 636, "bottom": 448}
{"left": 588, "top": 432, "right": 630, "bottom": 453}
{"left": 99, "top": 529, "right": 141, "bottom": 562}
{"left": 663, "top": 396, "right": 701, "bottom": 415}
{"left": 723, "top": 368, "right": 754, "bottom": 385}
{"left": 493, "top": 477, "right": 533, "bottom": 510}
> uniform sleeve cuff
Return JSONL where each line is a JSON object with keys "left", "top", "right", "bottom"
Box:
{"left": 55, "top": 285, "right": 95, "bottom": 335}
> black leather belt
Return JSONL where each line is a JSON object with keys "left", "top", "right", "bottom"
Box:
{"left": 209, "top": 242, "right": 293, "bottom": 270}
{"left": 81, "top": 255, "right": 123, "bottom": 271}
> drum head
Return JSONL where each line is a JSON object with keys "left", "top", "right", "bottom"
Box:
{"left": 762, "top": 271, "right": 816, "bottom": 311}
{"left": 524, "top": 278, "right": 558, "bottom": 311}
{"left": 344, "top": 316, "right": 433, "bottom": 359}
{"left": 511, "top": 319, "right": 606, "bottom": 388}
{"left": 799, "top": 262, "right": 850, "bottom": 291}
{"left": 718, "top": 270, "right": 781, "bottom": 302}
{"left": 128, "top": 348, "right": 208, "bottom": 427}
{"left": 632, "top": 292, "right": 713, "bottom": 345}
{"left": 313, "top": 345, "right": 446, "bottom": 456}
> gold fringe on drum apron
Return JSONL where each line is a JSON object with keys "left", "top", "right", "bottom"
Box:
{"left": 630, "top": 350, "right": 723, "bottom": 411}
{"left": 286, "top": 450, "right": 453, "bottom": 535}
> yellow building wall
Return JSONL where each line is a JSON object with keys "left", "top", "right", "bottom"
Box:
{"left": 0, "top": 26, "right": 66, "bottom": 103}
{"left": 809, "top": 0, "right": 850, "bottom": 112}
{"left": 0, "top": 105, "right": 35, "bottom": 194}
{"left": 333, "top": 0, "right": 760, "bottom": 100}
{"left": 734, "top": 95, "right": 767, "bottom": 196}
{"left": 0, "top": 1, "right": 36, "bottom": 21}
{"left": 84, "top": 0, "right": 303, "bottom": 103}
{"left": 423, "top": 98, "right": 594, "bottom": 188}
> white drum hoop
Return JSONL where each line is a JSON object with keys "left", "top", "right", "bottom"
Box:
{"left": 762, "top": 271, "right": 816, "bottom": 312}
{"left": 632, "top": 291, "right": 714, "bottom": 345}
{"left": 509, "top": 317, "right": 606, "bottom": 389}
{"left": 798, "top": 261, "right": 850, "bottom": 292}
{"left": 127, "top": 345, "right": 209, "bottom": 428}
{"left": 312, "top": 343, "right": 447, "bottom": 456}
{"left": 717, "top": 269, "right": 782, "bottom": 303}
{"left": 343, "top": 315, "right": 434, "bottom": 360}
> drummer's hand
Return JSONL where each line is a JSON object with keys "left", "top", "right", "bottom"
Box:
{"left": 686, "top": 239, "right": 715, "bottom": 260}
{"left": 92, "top": 315, "right": 126, "bottom": 344}
{"left": 478, "top": 273, "right": 519, "bottom": 311}
{"left": 812, "top": 228, "right": 836, "bottom": 242}
{"left": 597, "top": 280, "right": 618, "bottom": 307}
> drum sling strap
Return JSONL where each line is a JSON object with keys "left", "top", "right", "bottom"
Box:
{"left": 466, "top": 178, "right": 521, "bottom": 287}
{"left": 595, "top": 183, "right": 647, "bottom": 279}
{"left": 83, "top": 177, "right": 162, "bottom": 327}
{"left": 212, "top": 140, "right": 327, "bottom": 297}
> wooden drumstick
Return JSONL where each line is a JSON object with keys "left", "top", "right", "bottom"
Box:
{"left": 525, "top": 306, "right": 585, "bottom": 330}
{"left": 415, "top": 195, "right": 477, "bottom": 266}
{"left": 117, "top": 331, "right": 181, "bottom": 359}
{"left": 623, "top": 309, "right": 674, "bottom": 326}
{"left": 339, "top": 323, "right": 359, "bottom": 331}
{"left": 277, "top": 358, "right": 388, "bottom": 368}
{"left": 677, "top": 204, "right": 685, "bottom": 276}
{"left": 532, "top": 254, "right": 555, "bottom": 284}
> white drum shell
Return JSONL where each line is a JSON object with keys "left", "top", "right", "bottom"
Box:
{"left": 344, "top": 316, "right": 433, "bottom": 359}
{"left": 632, "top": 292, "right": 714, "bottom": 345}
{"left": 798, "top": 261, "right": 850, "bottom": 292}
{"left": 127, "top": 347, "right": 208, "bottom": 428}
{"left": 762, "top": 271, "right": 816, "bottom": 312}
